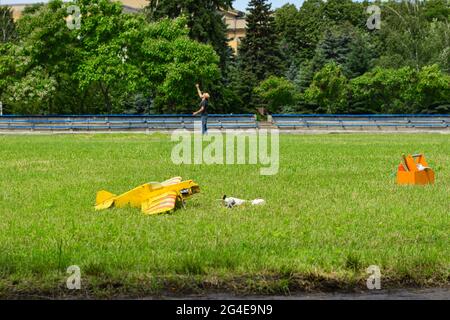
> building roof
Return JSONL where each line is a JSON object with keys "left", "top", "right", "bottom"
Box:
{"left": 223, "top": 8, "right": 246, "bottom": 18}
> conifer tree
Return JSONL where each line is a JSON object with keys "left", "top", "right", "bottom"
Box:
{"left": 239, "top": 0, "right": 284, "bottom": 81}
{"left": 235, "top": 0, "right": 284, "bottom": 110}
{"left": 0, "top": 6, "right": 17, "bottom": 43}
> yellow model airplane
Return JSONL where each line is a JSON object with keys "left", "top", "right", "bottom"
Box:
{"left": 95, "top": 177, "right": 200, "bottom": 215}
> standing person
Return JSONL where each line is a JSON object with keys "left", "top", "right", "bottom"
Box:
{"left": 193, "top": 84, "right": 209, "bottom": 134}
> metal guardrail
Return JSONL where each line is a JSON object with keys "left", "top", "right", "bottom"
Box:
{"left": 1, "top": 114, "right": 449, "bottom": 131}
{"left": 0, "top": 114, "right": 258, "bottom": 131}
{"left": 271, "top": 114, "right": 450, "bottom": 130}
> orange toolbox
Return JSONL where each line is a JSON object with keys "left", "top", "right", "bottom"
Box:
{"left": 397, "top": 154, "right": 435, "bottom": 185}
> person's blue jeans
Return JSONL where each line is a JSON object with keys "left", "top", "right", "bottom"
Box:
{"left": 201, "top": 114, "right": 208, "bottom": 135}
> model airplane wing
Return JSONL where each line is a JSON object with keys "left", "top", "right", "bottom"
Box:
{"left": 141, "top": 191, "right": 178, "bottom": 215}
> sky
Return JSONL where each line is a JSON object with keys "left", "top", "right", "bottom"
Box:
{"left": 1, "top": 0, "right": 305, "bottom": 11}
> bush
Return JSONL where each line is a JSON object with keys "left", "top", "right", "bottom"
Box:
{"left": 303, "top": 62, "right": 349, "bottom": 114}
{"left": 254, "top": 76, "right": 298, "bottom": 113}
{"left": 350, "top": 65, "right": 450, "bottom": 114}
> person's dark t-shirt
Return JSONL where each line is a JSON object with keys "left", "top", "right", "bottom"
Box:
{"left": 200, "top": 99, "right": 208, "bottom": 115}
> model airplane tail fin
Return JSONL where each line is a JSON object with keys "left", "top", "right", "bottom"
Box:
{"left": 96, "top": 190, "right": 116, "bottom": 204}
{"left": 95, "top": 190, "right": 116, "bottom": 210}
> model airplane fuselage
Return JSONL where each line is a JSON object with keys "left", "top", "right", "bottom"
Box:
{"left": 95, "top": 177, "right": 200, "bottom": 215}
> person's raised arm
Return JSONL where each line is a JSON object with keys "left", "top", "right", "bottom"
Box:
{"left": 195, "top": 84, "right": 203, "bottom": 98}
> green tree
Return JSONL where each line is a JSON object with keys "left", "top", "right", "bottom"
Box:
{"left": 377, "top": 0, "right": 450, "bottom": 72}
{"left": 322, "top": 0, "right": 365, "bottom": 29}
{"left": 146, "top": 0, "right": 238, "bottom": 113}
{"left": 139, "top": 18, "right": 221, "bottom": 113}
{"left": 0, "top": 6, "right": 16, "bottom": 43}
{"left": 295, "top": 0, "right": 326, "bottom": 61}
{"left": 304, "top": 62, "right": 349, "bottom": 114}
{"left": 236, "top": 0, "right": 284, "bottom": 109}
{"left": 74, "top": 0, "right": 221, "bottom": 113}
{"left": 254, "top": 76, "right": 298, "bottom": 113}
{"left": 344, "top": 30, "right": 377, "bottom": 78}
{"left": 423, "top": 0, "right": 450, "bottom": 22}
{"left": 0, "top": 43, "right": 18, "bottom": 113}
{"left": 146, "top": 0, "right": 232, "bottom": 71}
{"left": 350, "top": 66, "right": 417, "bottom": 114}
{"left": 239, "top": 0, "right": 284, "bottom": 82}
{"left": 350, "top": 64, "right": 450, "bottom": 114}
{"left": 274, "top": 4, "right": 301, "bottom": 68}
{"left": 415, "top": 64, "right": 450, "bottom": 113}
{"left": 73, "top": 0, "right": 145, "bottom": 113}
{"left": 310, "top": 24, "right": 376, "bottom": 79}
{"left": 291, "top": 0, "right": 374, "bottom": 91}
{"left": 295, "top": 60, "right": 316, "bottom": 93}
{"left": 4, "top": 0, "right": 81, "bottom": 114}
{"left": 5, "top": 66, "right": 57, "bottom": 115}
{"left": 2, "top": 0, "right": 220, "bottom": 115}
{"left": 312, "top": 27, "right": 354, "bottom": 74}
{"left": 227, "top": 59, "right": 257, "bottom": 113}
{"left": 290, "top": 0, "right": 365, "bottom": 63}
{"left": 22, "top": 3, "right": 45, "bottom": 15}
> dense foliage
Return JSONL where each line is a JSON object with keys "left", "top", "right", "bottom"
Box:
{"left": 146, "top": 0, "right": 233, "bottom": 70}
{"left": 0, "top": 6, "right": 17, "bottom": 43}
{"left": 0, "top": 0, "right": 448, "bottom": 115}
{"left": 269, "top": 0, "right": 450, "bottom": 114}
{"left": 0, "top": 0, "right": 220, "bottom": 115}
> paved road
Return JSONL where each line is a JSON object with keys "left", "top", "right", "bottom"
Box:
{"left": 156, "top": 288, "right": 450, "bottom": 300}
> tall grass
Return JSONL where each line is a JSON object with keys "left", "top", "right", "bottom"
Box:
{"left": 0, "top": 133, "right": 448, "bottom": 295}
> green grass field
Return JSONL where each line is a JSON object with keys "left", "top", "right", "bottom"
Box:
{"left": 0, "top": 133, "right": 449, "bottom": 297}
